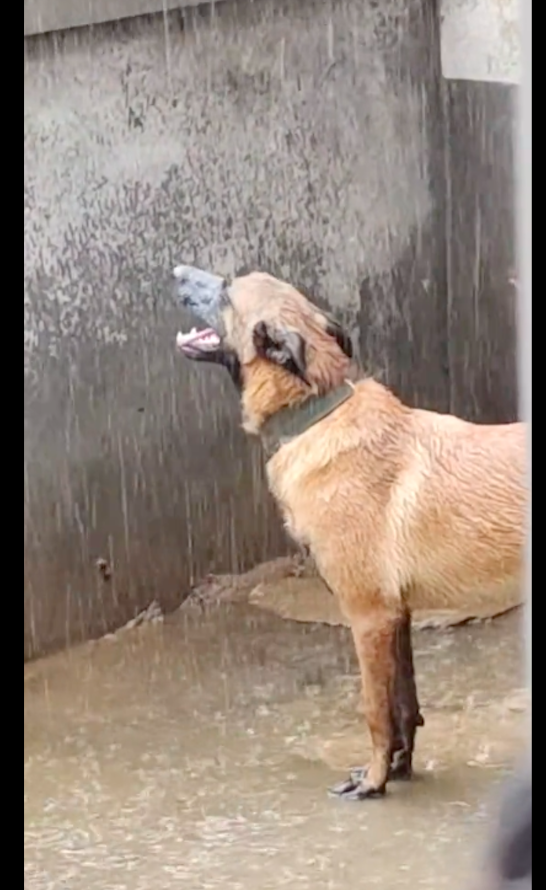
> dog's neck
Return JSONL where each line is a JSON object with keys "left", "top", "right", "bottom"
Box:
{"left": 259, "top": 382, "right": 355, "bottom": 460}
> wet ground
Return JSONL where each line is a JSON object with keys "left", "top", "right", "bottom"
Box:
{"left": 24, "top": 603, "right": 528, "bottom": 889}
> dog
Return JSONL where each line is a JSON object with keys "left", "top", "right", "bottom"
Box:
{"left": 173, "top": 266, "right": 527, "bottom": 801}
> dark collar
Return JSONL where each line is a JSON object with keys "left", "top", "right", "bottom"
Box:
{"left": 260, "top": 381, "right": 355, "bottom": 460}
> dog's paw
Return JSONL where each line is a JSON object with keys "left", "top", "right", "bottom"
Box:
{"left": 328, "top": 768, "right": 387, "bottom": 801}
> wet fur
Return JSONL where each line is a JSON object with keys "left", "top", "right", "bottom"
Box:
{"left": 182, "top": 271, "right": 527, "bottom": 799}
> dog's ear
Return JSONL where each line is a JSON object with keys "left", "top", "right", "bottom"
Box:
{"left": 253, "top": 321, "right": 309, "bottom": 383}
{"left": 324, "top": 315, "right": 353, "bottom": 359}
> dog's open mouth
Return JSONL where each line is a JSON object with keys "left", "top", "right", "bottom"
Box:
{"left": 176, "top": 327, "right": 222, "bottom": 358}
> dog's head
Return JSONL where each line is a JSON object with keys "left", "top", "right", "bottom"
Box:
{"left": 174, "top": 266, "right": 354, "bottom": 432}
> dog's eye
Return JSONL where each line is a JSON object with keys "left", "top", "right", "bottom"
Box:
{"left": 325, "top": 318, "right": 353, "bottom": 359}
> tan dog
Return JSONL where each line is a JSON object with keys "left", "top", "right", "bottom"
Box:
{"left": 174, "top": 266, "right": 527, "bottom": 800}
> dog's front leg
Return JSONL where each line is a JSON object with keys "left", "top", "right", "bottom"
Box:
{"left": 330, "top": 607, "right": 403, "bottom": 801}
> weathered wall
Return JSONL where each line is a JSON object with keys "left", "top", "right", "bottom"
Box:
{"left": 24, "top": 0, "right": 443, "bottom": 658}
{"left": 440, "top": 0, "right": 519, "bottom": 422}
{"left": 25, "top": 0, "right": 517, "bottom": 659}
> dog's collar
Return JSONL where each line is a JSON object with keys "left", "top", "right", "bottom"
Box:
{"left": 260, "top": 381, "right": 355, "bottom": 460}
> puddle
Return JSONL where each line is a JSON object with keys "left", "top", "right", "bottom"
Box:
{"left": 24, "top": 603, "right": 527, "bottom": 888}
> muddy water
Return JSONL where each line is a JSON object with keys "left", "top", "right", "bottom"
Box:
{"left": 24, "top": 605, "right": 527, "bottom": 889}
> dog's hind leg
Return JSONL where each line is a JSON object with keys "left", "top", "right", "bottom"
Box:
{"left": 330, "top": 605, "right": 404, "bottom": 801}
{"left": 389, "top": 608, "right": 424, "bottom": 780}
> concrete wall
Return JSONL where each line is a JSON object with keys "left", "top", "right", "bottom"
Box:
{"left": 440, "top": 0, "right": 519, "bottom": 423}
{"left": 24, "top": 0, "right": 446, "bottom": 658}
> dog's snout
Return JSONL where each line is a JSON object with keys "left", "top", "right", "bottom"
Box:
{"left": 172, "top": 264, "right": 225, "bottom": 293}
{"left": 172, "top": 263, "right": 228, "bottom": 330}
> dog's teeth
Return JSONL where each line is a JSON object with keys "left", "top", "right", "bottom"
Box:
{"left": 176, "top": 327, "right": 218, "bottom": 349}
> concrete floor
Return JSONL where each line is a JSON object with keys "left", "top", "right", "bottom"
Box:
{"left": 24, "top": 602, "right": 528, "bottom": 889}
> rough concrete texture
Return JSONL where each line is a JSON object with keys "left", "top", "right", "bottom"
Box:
{"left": 24, "top": 0, "right": 438, "bottom": 658}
